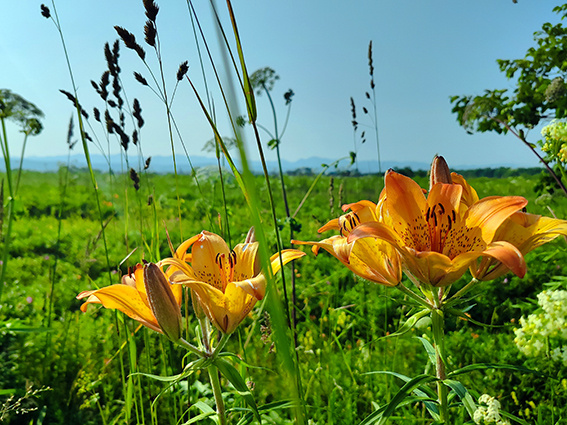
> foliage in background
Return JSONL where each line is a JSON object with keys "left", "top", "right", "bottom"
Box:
{"left": 451, "top": 4, "right": 567, "bottom": 196}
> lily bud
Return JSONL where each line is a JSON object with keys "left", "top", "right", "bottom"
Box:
{"left": 429, "top": 155, "right": 452, "bottom": 189}
{"left": 144, "top": 263, "right": 181, "bottom": 342}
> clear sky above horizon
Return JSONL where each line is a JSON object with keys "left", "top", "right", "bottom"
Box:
{"left": 2, "top": 1, "right": 564, "bottom": 173}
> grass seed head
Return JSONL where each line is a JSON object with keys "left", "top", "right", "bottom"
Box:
{"left": 177, "top": 61, "right": 189, "bottom": 81}
{"left": 40, "top": 4, "right": 51, "bottom": 18}
{"left": 144, "top": 20, "right": 156, "bottom": 47}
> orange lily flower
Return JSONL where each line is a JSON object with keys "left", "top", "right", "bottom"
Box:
{"left": 165, "top": 231, "right": 305, "bottom": 335}
{"left": 348, "top": 169, "right": 528, "bottom": 287}
{"left": 292, "top": 200, "right": 402, "bottom": 287}
{"left": 77, "top": 262, "right": 182, "bottom": 339}
{"left": 471, "top": 211, "right": 567, "bottom": 280}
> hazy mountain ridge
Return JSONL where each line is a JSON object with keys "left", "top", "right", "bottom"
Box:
{"left": 0, "top": 154, "right": 539, "bottom": 174}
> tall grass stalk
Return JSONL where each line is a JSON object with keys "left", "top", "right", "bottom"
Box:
{"left": 368, "top": 41, "right": 381, "bottom": 174}
{"left": 45, "top": 116, "right": 75, "bottom": 357}
{"left": 184, "top": 0, "right": 306, "bottom": 419}
{"left": 45, "top": 0, "right": 113, "bottom": 285}
{"left": 0, "top": 116, "right": 15, "bottom": 303}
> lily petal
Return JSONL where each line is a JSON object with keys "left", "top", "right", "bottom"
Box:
{"left": 294, "top": 235, "right": 400, "bottom": 286}
{"left": 270, "top": 249, "right": 306, "bottom": 275}
{"left": 470, "top": 240, "right": 527, "bottom": 281}
{"left": 77, "top": 285, "right": 160, "bottom": 333}
{"left": 191, "top": 231, "right": 230, "bottom": 291}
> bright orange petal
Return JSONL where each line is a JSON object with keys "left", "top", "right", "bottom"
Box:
{"left": 497, "top": 212, "right": 567, "bottom": 254}
{"left": 451, "top": 172, "right": 479, "bottom": 208}
{"left": 175, "top": 233, "right": 202, "bottom": 262}
{"left": 318, "top": 218, "right": 340, "bottom": 233}
{"left": 463, "top": 196, "right": 528, "bottom": 243}
{"left": 318, "top": 200, "right": 378, "bottom": 234}
{"left": 270, "top": 248, "right": 306, "bottom": 275}
{"left": 470, "top": 240, "right": 526, "bottom": 281}
{"left": 294, "top": 235, "right": 400, "bottom": 286}
{"left": 77, "top": 285, "right": 160, "bottom": 333}
{"left": 382, "top": 171, "right": 429, "bottom": 250}
{"left": 232, "top": 241, "right": 260, "bottom": 281}
{"left": 349, "top": 237, "right": 402, "bottom": 286}
{"left": 232, "top": 274, "right": 267, "bottom": 300}
{"left": 191, "top": 231, "right": 230, "bottom": 291}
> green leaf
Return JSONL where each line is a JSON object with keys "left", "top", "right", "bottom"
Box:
{"left": 236, "top": 400, "right": 298, "bottom": 425}
{"left": 415, "top": 336, "right": 437, "bottom": 368}
{"left": 213, "top": 357, "right": 260, "bottom": 423}
{"left": 358, "top": 374, "right": 438, "bottom": 425}
{"left": 381, "top": 308, "right": 429, "bottom": 340}
{"left": 499, "top": 409, "right": 531, "bottom": 425}
{"left": 226, "top": 0, "right": 256, "bottom": 122}
{"left": 448, "top": 363, "right": 547, "bottom": 379}
{"left": 445, "top": 307, "right": 507, "bottom": 329}
{"left": 443, "top": 379, "right": 476, "bottom": 419}
{"left": 362, "top": 370, "right": 439, "bottom": 421}
{"left": 183, "top": 401, "right": 216, "bottom": 424}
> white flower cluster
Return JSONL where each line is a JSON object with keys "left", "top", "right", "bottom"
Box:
{"left": 541, "top": 120, "right": 567, "bottom": 162}
{"left": 514, "top": 290, "right": 567, "bottom": 364}
{"left": 473, "top": 394, "right": 510, "bottom": 425}
{"left": 474, "top": 395, "right": 510, "bottom": 424}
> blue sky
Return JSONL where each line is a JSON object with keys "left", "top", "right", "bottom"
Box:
{"left": 1, "top": 1, "right": 563, "bottom": 172}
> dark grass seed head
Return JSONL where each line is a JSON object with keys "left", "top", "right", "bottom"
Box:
{"left": 368, "top": 40, "right": 374, "bottom": 77}
{"left": 133, "top": 99, "right": 144, "bottom": 128}
{"left": 134, "top": 72, "right": 149, "bottom": 86}
{"left": 40, "top": 4, "right": 50, "bottom": 18}
{"left": 144, "top": 21, "right": 156, "bottom": 47}
{"left": 129, "top": 168, "right": 140, "bottom": 191}
{"left": 176, "top": 61, "right": 189, "bottom": 81}
{"left": 143, "top": 0, "right": 159, "bottom": 22}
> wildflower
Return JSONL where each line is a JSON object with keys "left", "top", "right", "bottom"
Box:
{"left": 293, "top": 200, "right": 402, "bottom": 286}
{"left": 514, "top": 289, "right": 567, "bottom": 364}
{"left": 349, "top": 160, "right": 527, "bottom": 287}
{"left": 471, "top": 211, "right": 567, "bottom": 280}
{"left": 473, "top": 394, "right": 509, "bottom": 425}
{"left": 77, "top": 263, "right": 182, "bottom": 340}
{"left": 165, "top": 230, "right": 304, "bottom": 334}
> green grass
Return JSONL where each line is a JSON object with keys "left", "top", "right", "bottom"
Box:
{"left": 1, "top": 169, "right": 567, "bottom": 424}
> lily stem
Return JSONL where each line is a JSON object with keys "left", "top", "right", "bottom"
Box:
{"left": 431, "top": 291, "right": 448, "bottom": 424}
{"left": 208, "top": 365, "right": 227, "bottom": 425}
{"left": 177, "top": 337, "right": 206, "bottom": 358}
{"left": 395, "top": 282, "right": 431, "bottom": 309}
{"left": 445, "top": 278, "right": 478, "bottom": 308}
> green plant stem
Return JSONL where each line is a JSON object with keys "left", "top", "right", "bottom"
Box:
{"left": 177, "top": 337, "right": 206, "bottom": 357}
{"left": 431, "top": 295, "right": 448, "bottom": 424}
{"left": 395, "top": 281, "right": 430, "bottom": 309}
{"left": 208, "top": 365, "right": 226, "bottom": 425}
{"left": 14, "top": 132, "right": 30, "bottom": 196}
{"left": 262, "top": 83, "right": 300, "bottom": 335}
{"left": 444, "top": 278, "right": 478, "bottom": 308}
{"left": 0, "top": 117, "right": 14, "bottom": 303}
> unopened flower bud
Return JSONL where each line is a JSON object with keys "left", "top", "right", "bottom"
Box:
{"left": 144, "top": 263, "right": 181, "bottom": 342}
{"left": 429, "top": 155, "right": 452, "bottom": 189}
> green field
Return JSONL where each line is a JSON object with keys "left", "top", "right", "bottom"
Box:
{"left": 1, "top": 169, "right": 567, "bottom": 424}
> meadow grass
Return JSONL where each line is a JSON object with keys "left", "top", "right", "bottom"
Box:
{"left": 1, "top": 169, "right": 567, "bottom": 424}
{"left": 2, "top": 1, "right": 567, "bottom": 424}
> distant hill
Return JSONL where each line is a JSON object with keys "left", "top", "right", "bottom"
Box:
{"left": 0, "top": 154, "right": 543, "bottom": 175}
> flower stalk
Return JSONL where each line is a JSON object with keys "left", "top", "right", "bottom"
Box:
{"left": 208, "top": 365, "right": 226, "bottom": 425}
{"left": 431, "top": 305, "right": 448, "bottom": 423}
